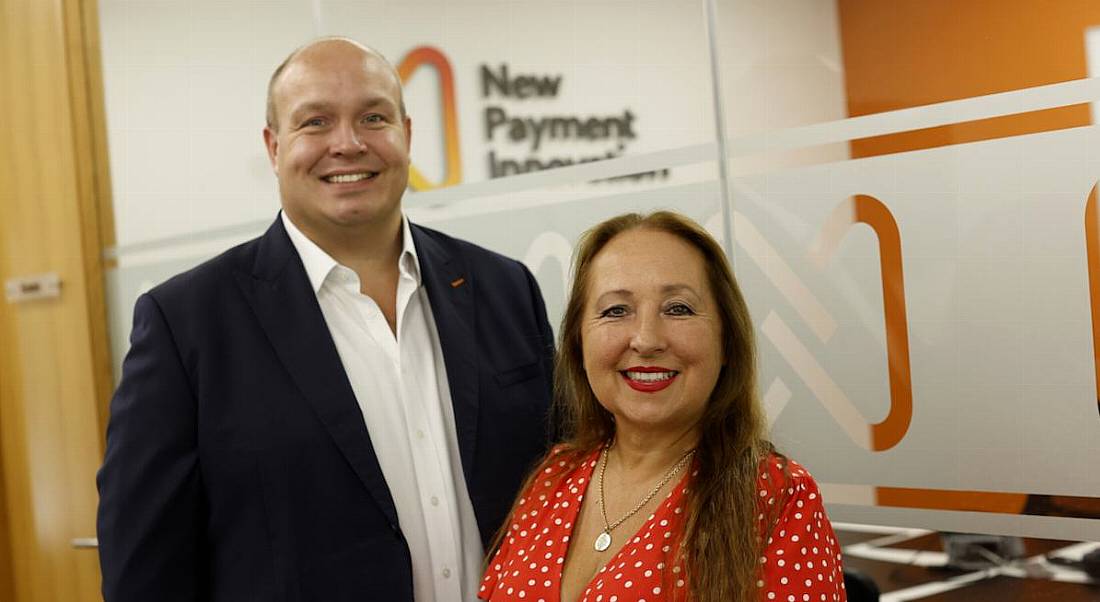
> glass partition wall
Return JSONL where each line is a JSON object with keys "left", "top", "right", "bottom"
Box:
{"left": 98, "top": 0, "right": 1100, "bottom": 557}
{"left": 713, "top": 0, "right": 1100, "bottom": 544}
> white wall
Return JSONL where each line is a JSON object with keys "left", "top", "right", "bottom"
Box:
{"left": 97, "top": 0, "right": 848, "bottom": 248}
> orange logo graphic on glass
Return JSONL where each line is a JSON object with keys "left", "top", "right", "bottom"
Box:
{"left": 1084, "top": 183, "right": 1100, "bottom": 418}
{"left": 813, "top": 195, "right": 914, "bottom": 450}
{"left": 397, "top": 46, "right": 462, "bottom": 191}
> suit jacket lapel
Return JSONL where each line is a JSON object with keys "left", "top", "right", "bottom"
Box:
{"left": 412, "top": 225, "right": 481, "bottom": 478}
{"left": 236, "top": 217, "right": 400, "bottom": 529}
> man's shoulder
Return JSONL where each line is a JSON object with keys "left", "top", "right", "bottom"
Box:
{"left": 146, "top": 232, "right": 265, "bottom": 306}
{"left": 412, "top": 222, "right": 530, "bottom": 275}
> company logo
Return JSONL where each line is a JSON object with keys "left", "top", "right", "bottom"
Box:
{"left": 396, "top": 46, "right": 462, "bottom": 191}
{"left": 710, "top": 198, "right": 913, "bottom": 452}
{"left": 812, "top": 195, "right": 913, "bottom": 450}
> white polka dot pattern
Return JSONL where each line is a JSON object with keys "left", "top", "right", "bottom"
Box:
{"left": 479, "top": 449, "right": 846, "bottom": 601}
{"left": 756, "top": 457, "right": 846, "bottom": 602}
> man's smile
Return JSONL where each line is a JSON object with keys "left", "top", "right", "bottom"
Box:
{"left": 321, "top": 171, "right": 378, "bottom": 183}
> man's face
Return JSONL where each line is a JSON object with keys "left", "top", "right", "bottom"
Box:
{"left": 264, "top": 42, "right": 411, "bottom": 240}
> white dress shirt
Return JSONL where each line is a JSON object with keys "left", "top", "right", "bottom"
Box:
{"left": 281, "top": 212, "right": 484, "bottom": 601}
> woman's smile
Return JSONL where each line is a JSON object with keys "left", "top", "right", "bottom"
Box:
{"left": 620, "top": 367, "right": 679, "bottom": 392}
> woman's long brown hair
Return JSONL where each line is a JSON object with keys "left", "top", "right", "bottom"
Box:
{"left": 490, "top": 211, "right": 784, "bottom": 601}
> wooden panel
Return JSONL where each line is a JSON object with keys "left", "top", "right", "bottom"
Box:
{"left": 64, "top": 0, "right": 116, "bottom": 445}
{"left": 0, "top": 0, "right": 115, "bottom": 599}
{"left": 0, "top": 407, "right": 14, "bottom": 602}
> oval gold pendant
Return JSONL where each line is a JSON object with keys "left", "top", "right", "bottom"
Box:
{"left": 594, "top": 531, "right": 612, "bottom": 552}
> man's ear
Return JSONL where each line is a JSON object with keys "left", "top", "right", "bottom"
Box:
{"left": 403, "top": 115, "right": 412, "bottom": 152}
{"left": 263, "top": 126, "right": 279, "bottom": 173}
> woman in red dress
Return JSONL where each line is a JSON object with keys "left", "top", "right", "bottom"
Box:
{"left": 479, "top": 212, "right": 846, "bottom": 602}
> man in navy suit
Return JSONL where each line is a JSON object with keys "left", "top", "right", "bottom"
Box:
{"left": 96, "top": 38, "right": 555, "bottom": 601}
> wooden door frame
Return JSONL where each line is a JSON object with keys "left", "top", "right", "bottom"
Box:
{"left": 0, "top": 0, "right": 116, "bottom": 599}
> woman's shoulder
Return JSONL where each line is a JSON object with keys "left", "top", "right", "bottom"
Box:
{"left": 542, "top": 443, "right": 599, "bottom": 469}
{"left": 758, "top": 453, "right": 822, "bottom": 499}
{"left": 522, "top": 444, "right": 600, "bottom": 491}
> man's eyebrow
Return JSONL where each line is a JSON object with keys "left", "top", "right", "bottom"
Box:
{"left": 287, "top": 101, "right": 333, "bottom": 120}
{"left": 360, "top": 96, "right": 399, "bottom": 113}
{"left": 289, "top": 97, "right": 397, "bottom": 121}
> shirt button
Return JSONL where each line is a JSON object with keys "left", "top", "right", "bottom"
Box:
{"left": 442, "top": 567, "right": 451, "bottom": 578}
{"left": 430, "top": 496, "right": 439, "bottom": 506}
{"left": 416, "top": 429, "right": 425, "bottom": 439}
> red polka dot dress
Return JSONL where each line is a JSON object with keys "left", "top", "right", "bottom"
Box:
{"left": 756, "top": 457, "right": 846, "bottom": 602}
{"left": 479, "top": 449, "right": 845, "bottom": 601}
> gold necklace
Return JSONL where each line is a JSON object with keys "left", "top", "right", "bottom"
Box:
{"left": 593, "top": 443, "right": 696, "bottom": 552}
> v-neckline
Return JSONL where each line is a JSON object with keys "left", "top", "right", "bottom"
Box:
{"left": 554, "top": 451, "right": 691, "bottom": 602}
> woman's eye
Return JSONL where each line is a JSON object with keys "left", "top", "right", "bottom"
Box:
{"left": 666, "top": 303, "right": 695, "bottom": 316}
{"left": 599, "top": 305, "right": 628, "bottom": 318}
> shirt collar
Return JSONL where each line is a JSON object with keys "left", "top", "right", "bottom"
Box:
{"left": 398, "top": 216, "right": 422, "bottom": 286}
{"left": 281, "top": 211, "right": 421, "bottom": 294}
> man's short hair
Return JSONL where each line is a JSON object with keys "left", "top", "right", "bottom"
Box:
{"left": 265, "top": 37, "right": 407, "bottom": 131}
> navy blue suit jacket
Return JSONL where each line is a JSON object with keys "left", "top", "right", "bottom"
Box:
{"left": 96, "top": 217, "right": 555, "bottom": 601}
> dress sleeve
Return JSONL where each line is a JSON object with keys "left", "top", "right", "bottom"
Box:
{"left": 480, "top": 470, "right": 540, "bottom": 600}
{"left": 478, "top": 523, "right": 514, "bottom": 600}
{"left": 479, "top": 446, "right": 576, "bottom": 600}
{"left": 478, "top": 447, "right": 556, "bottom": 600}
{"left": 759, "top": 460, "right": 846, "bottom": 602}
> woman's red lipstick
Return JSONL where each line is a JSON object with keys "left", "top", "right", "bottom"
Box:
{"left": 621, "top": 366, "right": 678, "bottom": 392}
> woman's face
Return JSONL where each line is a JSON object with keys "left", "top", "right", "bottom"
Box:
{"left": 580, "top": 228, "right": 725, "bottom": 438}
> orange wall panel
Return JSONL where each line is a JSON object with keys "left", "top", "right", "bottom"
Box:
{"left": 838, "top": 0, "right": 1100, "bottom": 157}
